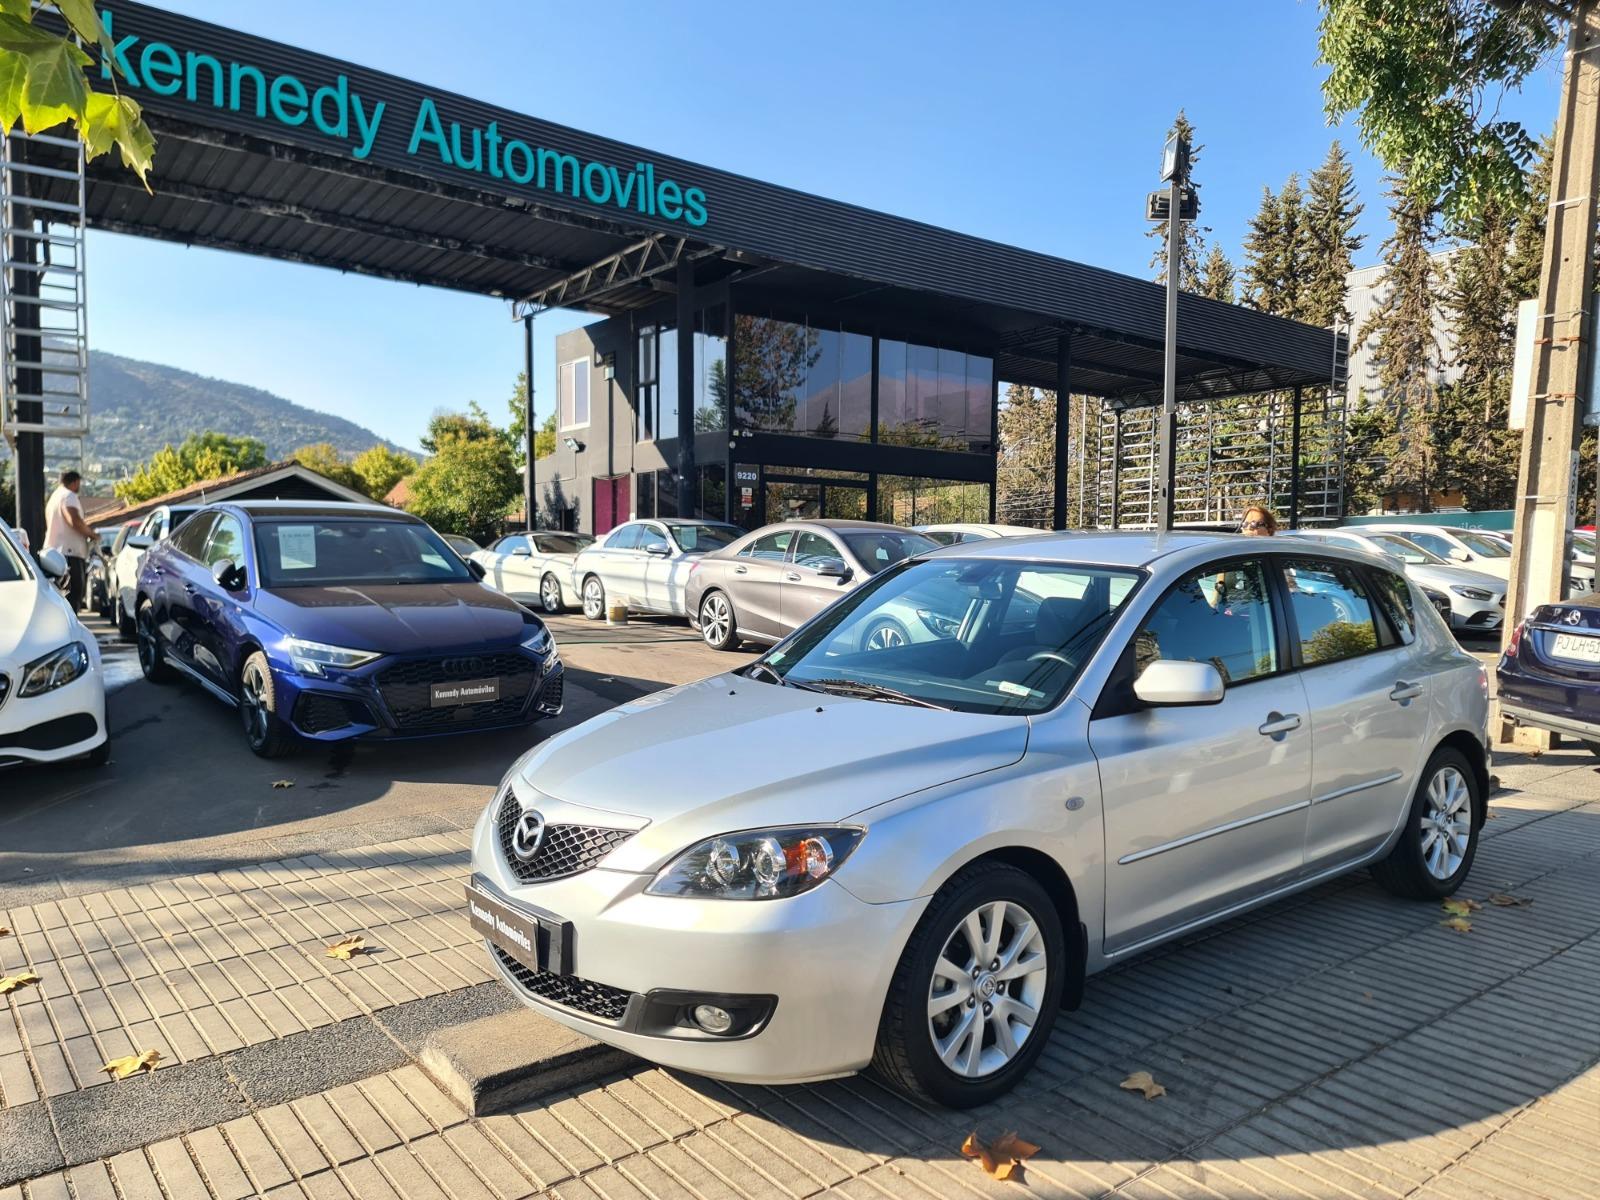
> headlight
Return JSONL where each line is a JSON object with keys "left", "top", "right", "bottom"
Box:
{"left": 521, "top": 623, "right": 554, "bottom": 656}
{"left": 18, "top": 641, "right": 89, "bottom": 697}
{"left": 283, "top": 637, "right": 381, "bottom": 677}
{"left": 646, "top": 826, "right": 866, "bottom": 900}
{"left": 916, "top": 608, "right": 960, "bottom": 637}
{"left": 1450, "top": 585, "right": 1494, "bottom": 601}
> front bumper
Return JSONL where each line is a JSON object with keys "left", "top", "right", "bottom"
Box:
{"left": 470, "top": 809, "right": 926, "bottom": 1085}
{"left": 0, "top": 666, "right": 106, "bottom": 765}
{"left": 1448, "top": 593, "right": 1505, "bottom": 633}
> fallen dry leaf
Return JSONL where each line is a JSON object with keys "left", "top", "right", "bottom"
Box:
{"left": 1486, "top": 810, "right": 1501, "bottom": 820}
{"left": 961, "top": 1130, "right": 1040, "bottom": 1181}
{"left": 0, "top": 926, "right": 11, "bottom": 937}
{"left": 0, "top": 970, "right": 40, "bottom": 995}
{"left": 101, "top": 1049, "right": 161, "bottom": 1079}
{"left": 1487, "top": 892, "right": 1532, "bottom": 907}
{"left": 1120, "top": 1070, "right": 1167, "bottom": 1100}
{"left": 1441, "top": 898, "right": 1481, "bottom": 916}
{"left": 1441, "top": 916, "right": 1473, "bottom": 933}
{"left": 271, "top": 779, "right": 295, "bottom": 789}
{"left": 1362, "top": 991, "right": 1374, "bottom": 1002}
{"left": 325, "top": 935, "right": 368, "bottom": 960}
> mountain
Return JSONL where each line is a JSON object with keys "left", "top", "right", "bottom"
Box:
{"left": 20, "top": 350, "right": 415, "bottom": 479}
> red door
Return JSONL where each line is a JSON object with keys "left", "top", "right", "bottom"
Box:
{"left": 592, "top": 476, "right": 631, "bottom": 535}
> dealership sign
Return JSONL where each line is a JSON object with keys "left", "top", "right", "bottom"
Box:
{"left": 96, "top": 9, "right": 710, "bottom": 228}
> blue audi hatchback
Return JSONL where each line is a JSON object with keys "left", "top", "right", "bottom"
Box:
{"left": 134, "top": 501, "right": 563, "bottom": 757}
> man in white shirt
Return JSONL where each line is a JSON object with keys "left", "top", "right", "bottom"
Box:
{"left": 43, "top": 469, "right": 96, "bottom": 611}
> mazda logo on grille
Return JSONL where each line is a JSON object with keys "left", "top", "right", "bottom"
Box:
{"left": 511, "top": 809, "right": 547, "bottom": 862}
{"left": 443, "top": 656, "right": 486, "bottom": 675}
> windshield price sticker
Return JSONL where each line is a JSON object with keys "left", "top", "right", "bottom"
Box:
{"left": 277, "top": 525, "right": 317, "bottom": 570}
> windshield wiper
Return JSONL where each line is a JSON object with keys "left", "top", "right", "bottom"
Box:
{"left": 745, "top": 661, "right": 791, "bottom": 688}
{"left": 802, "top": 678, "right": 950, "bottom": 710}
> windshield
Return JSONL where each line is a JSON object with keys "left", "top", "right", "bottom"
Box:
{"left": 1369, "top": 532, "right": 1442, "bottom": 565}
{"left": 254, "top": 518, "right": 476, "bottom": 587}
{"left": 842, "top": 530, "right": 940, "bottom": 575}
{"left": 759, "top": 558, "right": 1142, "bottom": 715}
{"left": 1574, "top": 532, "right": 1596, "bottom": 553}
{"left": 0, "top": 525, "right": 27, "bottom": 583}
{"left": 535, "top": 534, "right": 591, "bottom": 554}
{"left": 671, "top": 524, "right": 739, "bottom": 553}
{"left": 1456, "top": 531, "right": 1510, "bottom": 557}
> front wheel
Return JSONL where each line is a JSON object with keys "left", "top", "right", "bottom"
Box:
{"left": 240, "top": 652, "right": 296, "bottom": 759}
{"left": 539, "top": 573, "right": 564, "bottom": 614}
{"left": 861, "top": 617, "right": 909, "bottom": 653}
{"left": 117, "top": 598, "right": 136, "bottom": 641}
{"left": 1370, "top": 747, "right": 1481, "bottom": 899}
{"left": 135, "top": 599, "right": 173, "bottom": 683}
{"left": 582, "top": 575, "right": 605, "bottom": 621}
{"left": 699, "top": 591, "right": 739, "bottom": 651}
{"left": 872, "top": 862, "right": 1064, "bottom": 1108}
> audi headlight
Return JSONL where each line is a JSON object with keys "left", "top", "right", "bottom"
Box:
{"left": 18, "top": 641, "right": 89, "bottom": 697}
{"left": 283, "top": 637, "right": 381, "bottom": 677}
{"left": 521, "top": 623, "right": 554, "bottom": 656}
{"left": 647, "top": 826, "right": 866, "bottom": 900}
{"left": 1450, "top": 585, "right": 1493, "bottom": 601}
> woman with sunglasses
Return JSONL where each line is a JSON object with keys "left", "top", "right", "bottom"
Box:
{"left": 1212, "top": 503, "right": 1280, "bottom": 608}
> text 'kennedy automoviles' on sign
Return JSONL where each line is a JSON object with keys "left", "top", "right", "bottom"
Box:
{"left": 97, "top": 9, "right": 710, "bottom": 227}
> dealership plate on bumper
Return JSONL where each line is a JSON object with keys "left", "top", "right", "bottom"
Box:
{"left": 466, "top": 875, "right": 573, "bottom": 975}
{"left": 1551, "top": 632, "right": 1600, "bottom": 664}
{"left": 431, "top": 677, "right": 500, "bottom": 707}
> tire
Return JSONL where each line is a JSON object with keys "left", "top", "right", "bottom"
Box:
{"left": 861, "top": 617, "right": 910, "bottom": 653}
{"left": 698, "top": 590, "right": 740, "bottom": 651}
{"left": 581, "top": 575, "right": 606, "bottom": 621}
{"left": 239, "top": 652, "right": 296, "bottom": 759}
{"left": 117, "top": 599, "right": 135, "bottom": 641}
{"left": 539, "top": 573, "right": 564, "bottom": 615}
{"left": 871, "top": 861, "right": 1065, "bottom": 1108}
{"left": 1370, "top": 747, "right": 1481, "bottom": 899}
{"left": 83, "top": 739, "right": 110, "bottom": 767}
{"left": 135, "top": 599, "right": 173, "bottom": 684}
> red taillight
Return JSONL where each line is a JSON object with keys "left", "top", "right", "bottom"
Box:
{"left": 1506, "top": 622, "right": 1524, "bottom": 657}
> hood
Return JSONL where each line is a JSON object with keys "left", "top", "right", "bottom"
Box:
{"left": 517, "top": 674, "right": 1030, "bottom": 871}
{"left": 252, "top": 582, "right": 535, "bottom": 653}
{"left": 0, "top": 578, "right": 75, "bottom": 662}
{"left": 1406, "top": 563, "right": 1505, "bottom": 593}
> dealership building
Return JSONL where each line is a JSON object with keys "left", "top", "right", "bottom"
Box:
{"left": 3, "top": 2, "right": 1344, "bottom": 543}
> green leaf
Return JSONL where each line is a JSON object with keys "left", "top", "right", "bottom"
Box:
{"left": 0, "top": 0, "right": 35, "bottom": 21}
{"left": 80, "top": 88, "right": 115, "bottom": 157}
{"left": 0, "top": 48, "right": 25, "bottom": 134}
{"left": 20, "top": 40, "right": 89, "bottom": 134}
{"left": 51, "top": 0, "right": 103, "bottom": 46}
{"left": 0, "top": 12, "right": 60, "bottom": 53}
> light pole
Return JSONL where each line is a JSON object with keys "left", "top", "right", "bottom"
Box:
{"left": 1148, "top": 133, "right": 1195, "bottom": 532}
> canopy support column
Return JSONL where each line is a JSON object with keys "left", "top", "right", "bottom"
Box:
{"left": 676, "top": 257, "right": 696, "bottom": 517}
{"left": 1053, "top": 332, "right": 1072, "bottom": 530}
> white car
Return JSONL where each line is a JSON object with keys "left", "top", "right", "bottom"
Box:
{"left": 0, "top": 516, "right": 108, "bottom": 767}
{"left": 570, "top": 519, "right": 741, "bottom": 620}
{"left": 1292, "top": 529, "right": 1508, "bottom": 636}
{"left": 113, "top": 503, "right": 200, "bottom": 637}
{"left": 915, "top": 523, "right": 1048, "bottom": 544}
{"left": 1367, "top": 522, "right": 1594, "bottom": 594}
{"left": 471, "top": 531, "right": 594, "bottom": 613}
{"left": 469, "top": 532, "right": 1489, "bottom": 1106}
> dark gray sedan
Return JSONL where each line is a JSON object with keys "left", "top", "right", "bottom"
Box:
{"left": 685, "top": 520, "right": 939, "bottom": 650}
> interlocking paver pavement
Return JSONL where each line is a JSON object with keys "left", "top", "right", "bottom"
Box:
{"left": 2, "top": 748, "right": 1596, "bottom": 1198}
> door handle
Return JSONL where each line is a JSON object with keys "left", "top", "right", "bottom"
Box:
{"left": 733, "top": 565, "right": 748, "bottom": 574}
{"left": 1389, "top": 681, "right": 1424, "bottom": 702}
{"left": 785, "top": 572, "right": 800, "bottom": 581}
{"left": 1258, "top": 712, "right": 1301, "bottom": 737}
{"left": 183, "top": 583, "right": 197, "bottom": 595}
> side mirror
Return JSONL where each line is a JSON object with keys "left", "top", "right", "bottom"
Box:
{"left": 511, "top": 547, "right": 532, "bottom": 556}
{"left": 1449, "top": 547, "right": 1472, "bottom": 563}
{"left": 37, "top": 547, "right": 67, "bottom": 579}
{"left": 644, "top": 543, "right": 671, "bottom": 557}
{"left": 467, "top": 559, "right": 487, "bottom": 580}
{"left": 125, "top": 534, "right": 153, "bottom": 551}
{"left": 815, "top": 558, "right": 851, "bottom": 579}
{"left": 211, "top": 558, "right": 246, "bottom": 591}
{"left": 1134, "top": 659, "right": 1225, "bottom": 707}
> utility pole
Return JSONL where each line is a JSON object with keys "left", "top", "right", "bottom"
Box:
{"left": 1501, "top": 0, "right": 1600, "bottom": 747}
{"left": 1149, "top": 133, "right": 1192, "bottom": 532}
{"left": 522, "top": 311, "right": 535, "bottom": 531}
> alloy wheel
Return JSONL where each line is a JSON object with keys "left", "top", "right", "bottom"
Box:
{"left": 1421, "top": 765, "right": 1471, "bottom": 880}
{"left": 865, "top": 622, "right": 906, "bottom": 651}
{"left": 926, "top": 900, "right": 1049, "bottom": 1079}
{"left": 240, "top": 662, "right": 271, "bottom": 747}
{"left": 583, "top": 578, "right": 604, "bottom": 619}
{"left": 701, "top": 594, "right": 731, "bottom": 646}
{"left": 541, "top": 576, "right": 562, "bottom": 613}
{"left": 136, "top": 608, "right": 158, "bottom": 673}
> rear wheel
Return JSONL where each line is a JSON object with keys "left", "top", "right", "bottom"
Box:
{"left": 539, "top": 573, "right": 564, "bottom": 614}
{"left": 699, "top": 591, "right": 739, "bottom": 651}
{"left": 861, "top": 617, "right": 909, "bottom": 653}
{"left": 1371, "top": 747, "right": 1480, "bottom": 899}
{"left": 872, "top": 862, "right": 1064, "bottom": 1108}
{"left": 135, "top": 599, "right": 173, "bottom": 683}
{"left": 240, "top": 652, "right": 296, "bottom": 759}
{"left": 582, "top": 575, "right": 606, "bottom": 621}
{"left": 117, "top": 598, "right": 135, "bottom": 641}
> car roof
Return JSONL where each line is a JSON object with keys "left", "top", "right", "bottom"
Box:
{"left": 649, "top": 517, "right": 739, "bottom": 527}
{"left": 223, "top": 500, "right": 412, "bottom": 520}
{"left": 927, "top": 530, "right": 1245, "bottom": 567}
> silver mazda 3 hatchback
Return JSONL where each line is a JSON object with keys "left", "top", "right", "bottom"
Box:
{"left": 469, "top": 532, "right": 1490, "bottom": 1107}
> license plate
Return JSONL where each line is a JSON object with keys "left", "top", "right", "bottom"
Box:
{"left": 430, "top": 677, "right": 500, "bottom": 707}
{"left": 465, "top": 875, "right": 574, "bottom": 975}
{"left": 1551, "top": 632, "right": 1600, "bottom": 664}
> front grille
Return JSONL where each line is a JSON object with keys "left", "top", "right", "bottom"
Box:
{"left": 495, "top": 789, "right": 635, "bottom": 883}
{"left": 377, "top": 652, "right": 540, "bottom": 731}
{"left": 294, "top": 692, "right": 370, "bottom": 734}
{"left": 491, "top": 945, "right": 634, "bottom": 1023}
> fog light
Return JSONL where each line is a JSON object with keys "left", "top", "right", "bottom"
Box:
{"left": 691, "top": 1004, "right": 734, "bottom": 1034}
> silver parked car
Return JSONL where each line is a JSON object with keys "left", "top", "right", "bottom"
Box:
{"left": 685, "top": 520, "right": 939, "bottom": 650}
{"left": 570, "top": 518, "right": 741, "bottom": 620}
{"left": 471, "top": 531, "right": 595, "bottom": 613}
{"left": 470, "top": 532, "right": 1489, "bottom": 1107}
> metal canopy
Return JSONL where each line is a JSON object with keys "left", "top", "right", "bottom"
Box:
{"left": 37, "top": 1, "right": 1343, "bottom": 404}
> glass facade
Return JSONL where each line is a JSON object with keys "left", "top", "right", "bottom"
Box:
{"left": 638, "top": 305, "right": 728, "bottom": 440}
{"left": 732, "top": 315, "right": 871, "bottom": 439}
{"left": 877, "top": 340, "right": 993, "bottom": 451}
{"left": 879, "top": 476, "right": 990, "bottom": 525}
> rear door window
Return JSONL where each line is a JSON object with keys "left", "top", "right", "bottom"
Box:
{"left": 1371, "top": 568, "right": 1418, "bottom": 645}
{"left": 742, "top": 530, "right": 794, "bottom": 561}
{"left": 1280, "top": 558, "right": 1383, "bottom": 665}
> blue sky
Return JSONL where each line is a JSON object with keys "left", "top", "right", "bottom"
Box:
{"left": 86, "top": 0, "right": 1564, "bottom": 452}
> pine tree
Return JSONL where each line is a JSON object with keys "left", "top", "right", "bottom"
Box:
{"left": 1300, "top": 141, "right": 1364, "bottom": 328}
{"left": 1241, "top": 186, "right": 1284, "bottom": 313}
{"left": 1274, "top": 174, "right": 1309, "bottom": 320}
{"left": 1506, "top": 132, "right": 1552, "bottom": 303}
{"left": 1358, "top": 174, "right": 1440, "bottom": 510}
{"left": 996, "top": 383, "right": 1056, "bottom": 526}
{"left": 1146, "top": 110, "right": 1210, "bottom": 292}
{"left": 1195, "top": 246, "right": 1236, "bottom": 303}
